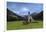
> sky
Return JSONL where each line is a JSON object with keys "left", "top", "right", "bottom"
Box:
{"left": 7, "top": 2, "right": 43, "bottom": 16}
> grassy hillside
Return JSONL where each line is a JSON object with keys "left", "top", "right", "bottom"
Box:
{"left": 7, "top": 20, "right": 43, "bottom": 30}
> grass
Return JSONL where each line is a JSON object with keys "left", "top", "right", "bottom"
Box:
{"left": 7, "top": 20, "right": 43, "bottom": 30}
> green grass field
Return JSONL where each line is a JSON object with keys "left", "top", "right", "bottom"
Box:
{"left": 7, "top": 20, "right": 43, "bottom": 30}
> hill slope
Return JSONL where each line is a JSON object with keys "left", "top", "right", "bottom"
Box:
{"left": 7, "top": 8, "right": 25, "bottom": 21}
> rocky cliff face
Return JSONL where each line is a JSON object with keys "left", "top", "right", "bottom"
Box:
{"left": 32, "top": 11, "right": 43, "bottom": 20}
{"left": 7, "top": 8, "right": 25, "bottom": 21}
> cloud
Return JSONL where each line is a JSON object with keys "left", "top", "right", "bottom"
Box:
{"left": 7, "top": 2, "right": 43, "bottom": 16}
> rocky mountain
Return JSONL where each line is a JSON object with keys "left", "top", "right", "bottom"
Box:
{"left": 7, "top": 8, "right": 43, "bottom": 21}
{"left": 7, "top": 8, "right": 25, "bottom": 21}
{"left": 23, "top": 11, "right": 43, "bottom": 20}
{"left": 32, "top": 11, "right": 43, "bottom": 20}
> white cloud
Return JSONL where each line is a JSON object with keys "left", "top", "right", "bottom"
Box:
{"left": 20, "top": 7, "right": 29, "bottom": 11}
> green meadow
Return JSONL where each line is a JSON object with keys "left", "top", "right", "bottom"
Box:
{"left": 7, "top": 20, "right": 43, "bottom": 30}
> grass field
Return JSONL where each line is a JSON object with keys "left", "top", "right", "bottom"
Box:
{"left": 7, "top": 20, "right": 43, "bottom": 30}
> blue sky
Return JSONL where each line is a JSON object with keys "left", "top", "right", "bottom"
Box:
{"left": 7, "top": 2, "right": 43, "bottom": 16}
